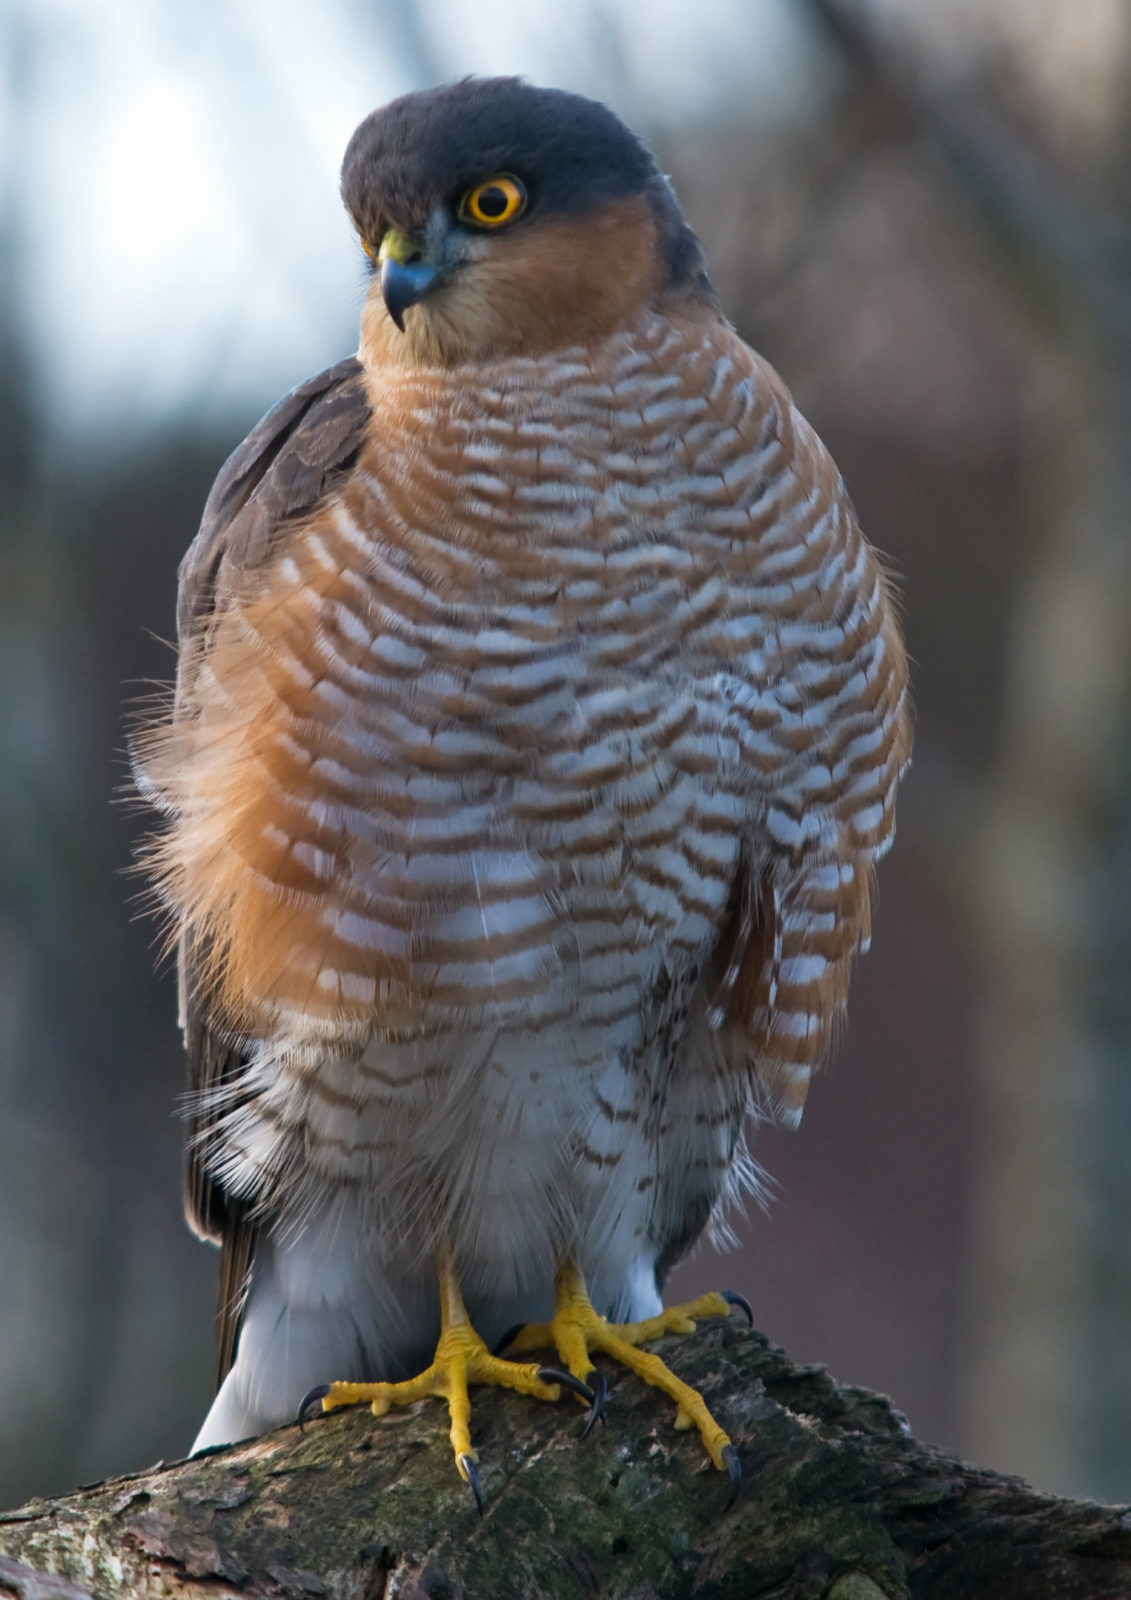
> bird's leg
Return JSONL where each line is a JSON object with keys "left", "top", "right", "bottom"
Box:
{"left": 307, "top": 1248, "right": 590, "bottom": 1503}
{"left": 504, "top": 1262, "right": 744, "bottom": 1481}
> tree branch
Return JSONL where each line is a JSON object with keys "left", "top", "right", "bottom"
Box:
{"left": 800, "top": 0, "right": 1131, "bottom": 329}
{"left": 2, "top": 1324, "right": 1129, "bottom": 1598}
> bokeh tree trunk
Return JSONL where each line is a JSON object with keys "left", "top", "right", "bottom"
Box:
{"left": 804, "top": 0, "right": 1131, "bottom": 1506}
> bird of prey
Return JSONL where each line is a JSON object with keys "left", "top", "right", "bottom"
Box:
{"left": 137, "top": 77, "right": 910, "bottom": 1507}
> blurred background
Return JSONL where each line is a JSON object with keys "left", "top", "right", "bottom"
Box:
{"left": 2, "top": 0, "right": 1130, "bottom": 1513}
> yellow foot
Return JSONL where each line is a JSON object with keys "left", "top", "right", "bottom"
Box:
{"left": 505, "top": 1264, "right": 748, "bottom": 1498}
{"left": 299, "top": 1254, "right": 595, "bottom": 1513}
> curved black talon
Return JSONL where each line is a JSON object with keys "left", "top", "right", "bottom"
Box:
{"left": 721, "top": 1444, "right": 742, "bottom": 1511}
{"left": 721, "top": 1289, "right": 754, "bottom": 1327}
{"left": 492, "top": 1322, "right": 528, "bottom": 1356}
{"left": 580, "top": 1372, "right": 609, "bottom": 1438}
{"left": 459, "top": 1453, "right": 485, "bottom": 1517}
{"left": 297, "top": 1384, "right": 332, "bottom": 1430}
{"left": 536, "top": 1366, "right": 595, "bottom": 1406}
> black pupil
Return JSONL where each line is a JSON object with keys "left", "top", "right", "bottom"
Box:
{"left": 477, "top": 185, "right": 509, "bottom": 218}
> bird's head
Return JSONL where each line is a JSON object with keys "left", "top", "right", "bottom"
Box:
{"left": 341, "top": 78, "right": 713, "bottom": 367}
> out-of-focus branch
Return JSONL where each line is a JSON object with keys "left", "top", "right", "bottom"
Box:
{"left": 801, "top": 0, "right": 1131, "bottom": 332}
{"left": 803, "top": 0, "right": 1131, "bottom": 1500}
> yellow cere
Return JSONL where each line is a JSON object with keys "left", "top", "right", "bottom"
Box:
{"left": 460, "top": 175, "right": 526, "bottom": 228}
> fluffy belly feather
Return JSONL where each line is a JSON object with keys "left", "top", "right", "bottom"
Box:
{"left": 150, "top": 310, "right": 900, "bottom": 1300}
{"left": 205, "top": 806, "right": 742, "bottom": 1297}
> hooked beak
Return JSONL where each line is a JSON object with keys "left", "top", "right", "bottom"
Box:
{"left": 378, "top": 228, "right": 440, "bottom": 332}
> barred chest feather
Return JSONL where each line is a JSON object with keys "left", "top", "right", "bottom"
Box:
{"left": 153, "top": 304, "right": 906, "bottom": 1276}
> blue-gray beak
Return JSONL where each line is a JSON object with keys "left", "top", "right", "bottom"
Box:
{"left": 379, "top": 233, "right": 439, "bottom": 332}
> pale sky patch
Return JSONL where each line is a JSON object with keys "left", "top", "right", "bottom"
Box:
{"left": 6, "top": 0, "right": 820, "bottom": 436}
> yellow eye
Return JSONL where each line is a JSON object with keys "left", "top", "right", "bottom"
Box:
{"left": 460, "top": 175, "right": 527, "bottom": 229}
{"left": 360, "top": 235, "right": 379, "bottom": 261}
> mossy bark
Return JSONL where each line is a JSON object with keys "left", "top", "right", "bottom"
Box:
{"left": 1, "top": 1324, "right": 1129, "bottom": 1599}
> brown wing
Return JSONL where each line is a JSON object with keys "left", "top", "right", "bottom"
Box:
{"left": 711, "top": 443, "right": 911, "bottom": 1128}
{"left": 176, "top": 356, "right": 370, "bottom": 1385}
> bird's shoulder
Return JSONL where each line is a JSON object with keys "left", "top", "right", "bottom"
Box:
{"left": 177, "top": 355, "right": 370, "bottom": 644}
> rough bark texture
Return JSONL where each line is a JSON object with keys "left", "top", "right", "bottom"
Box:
{"left": 2, "top": 1323, "right": 1129, "bottom": 1599}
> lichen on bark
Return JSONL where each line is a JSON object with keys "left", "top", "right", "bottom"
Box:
{"left": 1, "top": 1324, "right": 1129, "bottom": 1599}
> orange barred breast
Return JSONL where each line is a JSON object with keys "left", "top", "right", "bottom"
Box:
{"left": 144, "top": 303, "right": 909, "bottom": 1122}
